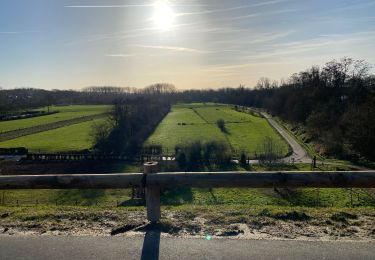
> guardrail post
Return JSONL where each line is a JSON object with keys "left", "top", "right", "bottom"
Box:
{"left": 144, "top": 162, "right": 160, "bottom": 223}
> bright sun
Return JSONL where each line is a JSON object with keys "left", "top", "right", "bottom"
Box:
{"left": 152, "top": 1, "right": 175, "bottom": 31}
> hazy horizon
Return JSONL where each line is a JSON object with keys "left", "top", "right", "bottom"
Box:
{"left": 1, "top": 0, "right": 375, "bottom": 90}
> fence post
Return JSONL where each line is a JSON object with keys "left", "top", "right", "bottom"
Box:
{"left": 144, "top": 162, "right": 160, "bottom": 223}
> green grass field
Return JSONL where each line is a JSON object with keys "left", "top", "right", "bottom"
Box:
{"left": 0, "top": 105, "right": 111, "bottom": 133}
{"left": 3, "top": 185, "right": 372, "bottom": 208}
{"left": 146, "top": 103, "right": 289, "bottom": 157}
{"left": 0, "top": 118, "right": 106, "bottom": 152}
{"left": 37, "top": 105, "right": 112, "bottom": 113}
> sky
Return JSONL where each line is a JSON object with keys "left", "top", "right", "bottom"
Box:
{"left": 0, "top": 0, "right": 375, "bottom": 90}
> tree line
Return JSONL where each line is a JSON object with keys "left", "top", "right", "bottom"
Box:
{"left": 0, "top": 83, "right": 176, "bottom": 114}
{"left": 91, "top": 96, "right": 171, "bottom": 156}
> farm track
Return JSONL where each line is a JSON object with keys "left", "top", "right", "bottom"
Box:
{"left": 259, "top": 111, "right": 371, "bottom": 170}
{"left": 260, "top": 112, "right": 310, "bottom": 163}
{"left": 0, "top": 113, "right": 109, "bottom": 142}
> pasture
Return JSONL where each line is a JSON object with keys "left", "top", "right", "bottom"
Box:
{"left": 1, "top": 103, "right": 371, "bottom": 213}
{"left": 0, "top": 118, "right": 106, "bottom": 152}
{"left": 0, "top": 105, "right": 111, "bottom": 133}
{"left": 146, "top": 103, "right": 289, "bottom": 157}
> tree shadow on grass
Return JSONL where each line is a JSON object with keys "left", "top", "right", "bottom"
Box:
{"left": 209, "top": 189, "right": 218, "bottom": 203}
{"left": 222, "top": 127, "right": 231, "bottom": 135}
{"left": 260, "top": 164, "right": 299, "bottom": 171}
{"left": 207, "top": 163, "right": 248, "bottom": 171}
{"left": 161, "top": 187, "right": 193, "bottom": 205}
{"left": 117, "top": 186, "right": 194, "bottom": 207}
{"left": 119, "top": 198, "right": 145, "bottom": 206}
{"left": 273, "top": 188, "right": 317, "bottom": 207}
{"left": 241, "top": 164, "right": 254, "bottom": 171}
{"left": 55, "top": 189, "right": 105, "bottom": 205}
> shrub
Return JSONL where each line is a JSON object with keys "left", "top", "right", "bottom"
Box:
{"left": 175, "top": 141, "right": 203, "bottom": 169}
{"left": 203, "top": 140, "right": 232, "bottom": 165}
{"left": 175, "top": 150, "right": 187, "bottom": 169}
{"left": 257, "top": 136, "right": 283, "bottom": 166}
{"left": 143, "top": 144, "right": 163, "bottom": 155}
{"left": 216, "top": 119, "right": 226, "bottom": 132}
{"left": 175, "top": 140, "right": 232, "bottom": 169}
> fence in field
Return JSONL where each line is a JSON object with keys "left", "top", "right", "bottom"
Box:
{"left": 0, "top": 111, "right": 58, "bottom": 121}
{"left": 0, "top": 162, "right": 375, "bottom": 222}
{"left": 25, "top": 153, "right": 176, "bottom": 162}
{"left": 22, "top": 151, "right": 280, "bottom": 163}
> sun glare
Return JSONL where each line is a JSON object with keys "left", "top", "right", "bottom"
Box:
{"left": 152, "top": 1, "right": 175, "bottom": 31}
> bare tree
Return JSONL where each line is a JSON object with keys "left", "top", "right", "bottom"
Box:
{"left": 256, "top": 77, "right": 272, "bottom": 89}
{"left": 257, "top": 136, "right": 283, "bottom": 166}
{"left": 143, "top": 83, "right": 176, "bottom": 94}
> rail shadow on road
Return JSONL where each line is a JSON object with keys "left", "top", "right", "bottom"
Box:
{"left": 140, "top": 225, "right": 161, "bottom": 260}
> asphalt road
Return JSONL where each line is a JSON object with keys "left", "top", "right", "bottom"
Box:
{"left": 261, "top": 112, "right": 311, "bottom": 163}
{"left": 260, "top": 112, "right": 370, "bottom": 170}
{"left": 0, "top": 234, "right": 374, "bottom": 260}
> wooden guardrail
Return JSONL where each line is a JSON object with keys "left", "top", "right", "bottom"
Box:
{"left": 0, "top": 162, "right": 375, "bottom": 222}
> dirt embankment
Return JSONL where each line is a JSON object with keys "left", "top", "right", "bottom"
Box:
{"left": 0, "top": 207, "right": 374, "bottom": 241}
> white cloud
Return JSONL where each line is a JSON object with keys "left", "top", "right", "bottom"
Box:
{"left": 135, "top": 44, "right": 212, "bottom": 54}
{"left": 64, "top": 5, "right": 151, "bottom": 8}
{"left": 0, "top": 30, "right": 40, "bottom": 34}
{"left": 176, "top": 0, "right": 288, "bottom": 16}
{"left": 106, "top": 54, "right": 135, "bottom": 57}
{"left": 203, "top": 31, "right": 375, "bottom": 71}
